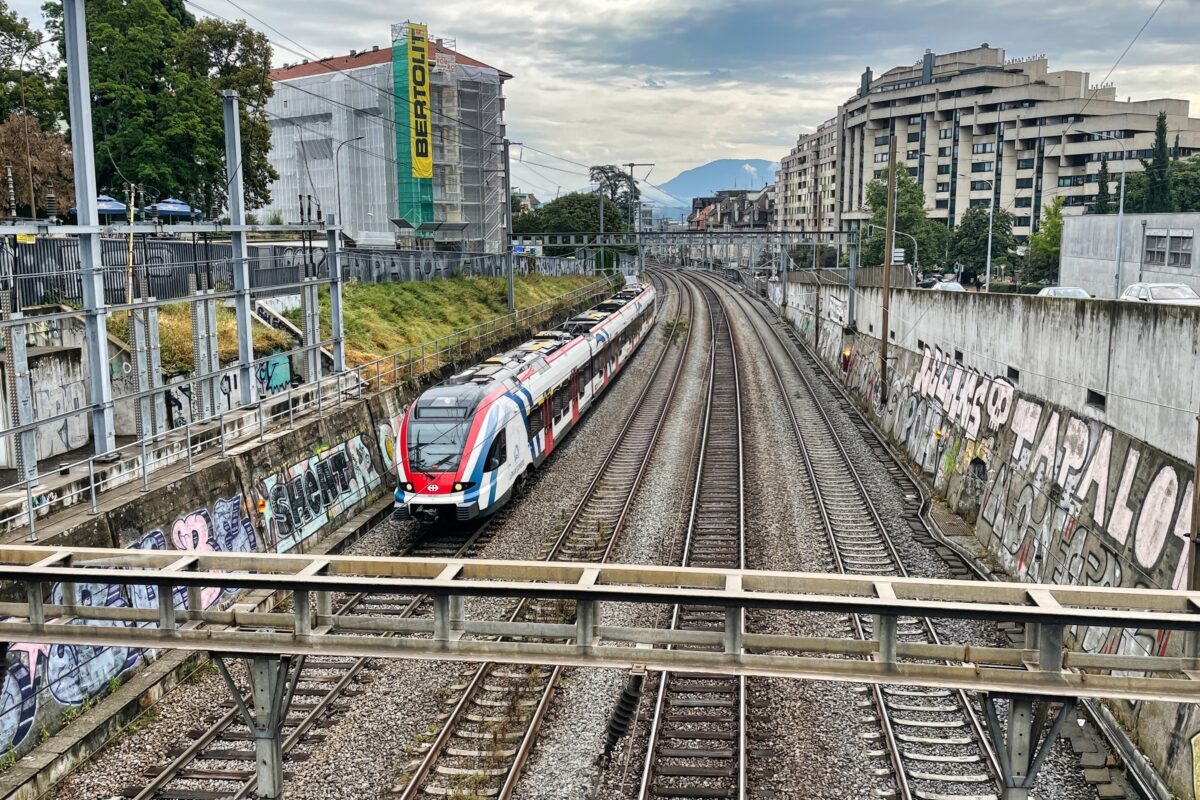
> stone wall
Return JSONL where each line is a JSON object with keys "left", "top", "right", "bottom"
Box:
{"left": 768, "top": 280, "right": 1200, "bottom": 798}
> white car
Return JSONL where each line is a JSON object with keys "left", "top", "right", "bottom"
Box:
{"left": 933, "top": 281, "right": 965, "bottom": 292}
{"left": 1037, "top": 286, "right": 1091, "bottom": 299}
{"left": 1119, "top": 283, "right": 1200, "bottom": 306}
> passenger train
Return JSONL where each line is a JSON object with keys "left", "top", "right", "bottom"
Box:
{"left": 392, "top": 281, "right": 657, "bottom": 523}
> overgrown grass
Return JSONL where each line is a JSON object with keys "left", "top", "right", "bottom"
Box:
{"left": 286, "top": 274, "right": 601, "bottom": 365}
{"left": 107, "top": 305, "right": 294, "bottom": 374}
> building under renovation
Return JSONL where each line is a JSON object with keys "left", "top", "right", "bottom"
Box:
{"left": 262, "top": 24, "right": 510, "bottom": 251}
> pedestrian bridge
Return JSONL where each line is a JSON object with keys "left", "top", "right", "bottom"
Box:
{"left": 0, "top": 544, "right": 1197, "bottom": 703}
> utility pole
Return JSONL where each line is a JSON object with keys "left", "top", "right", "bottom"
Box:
{"left": 880, "top": 132, "right": 898, "bottom": 406}
{"left": 502, "top": 139, "right": 515, "bottom": 309}
{"left": 597, "top": 184, "right": 605, "bottom": 275}
{"left": 1190, "top": 401, "right": 1200, "bottom": 598}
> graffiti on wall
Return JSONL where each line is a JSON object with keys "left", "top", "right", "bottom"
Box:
{"left": 0, "top": 495, "right": 258, "bottom": 755}
{"left": 256, "top": 353, "right": 293, "bottom": 395}
{"left": 261, "top": 436, "right": 381, "bottom": 553}
{"left": 377, "top": 413, "right": 404, "bottom": 474}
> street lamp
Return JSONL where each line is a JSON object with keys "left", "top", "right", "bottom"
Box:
{"left": 1087, "top": 130, "right": 1129, "bottom": 298}
{"left": 867, "top": 223, "right": 918, "bottom": 279}
{"left": 334, "top": 135, "right": 364, "bottom": 235}
{"left": 959, "top": 173, "right": 995, "bottom": 291}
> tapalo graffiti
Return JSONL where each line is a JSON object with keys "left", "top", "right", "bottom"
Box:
{"left": 0, "top": 495, "right": 258, "bottom": 755}
{"left": 377, "top": 413, "right": 404, "bottom": 473}
{"left": 261, "top": 436, "right": 381, "bottom": 553}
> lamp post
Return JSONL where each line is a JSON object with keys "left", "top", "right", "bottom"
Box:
{"left": 334, "top": 135, "right": 364, "bottom": 235}
{"left": 959, "top": 173, "right": 995, "bottom": 290}
{"left": 1087, "top": 130, "right": 1128, "bottom": 298}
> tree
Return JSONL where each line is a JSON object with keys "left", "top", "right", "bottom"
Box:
{"left": 589, "top": 164, "right": 640, "bottom": 224}
{"left": 859, "top": 171, "right": 949, "bottom": 270}
{"left": 1022, "top": 196, "right": 1064, "bottom": 284}
{"left": 950, "top": 204, "right": 1016, "bottom": 285}
{"left": 1094, "top": 156, "right": 1112, "bottom": 214}
{"left": 1142, "top": 111, "right": 1172, "bottom": 213}
{"left": 513, "top": 192, "right": 624, "bottom": 262}
{"left": 0, "top": 2, "right": 58, "bottom": 129}
{"left": 1124, "top": 155, "right": 1200, "bottom": 213}
{"left": 174, "top": 18, "right": 276, "bottom": 208}
{"left": 0, "top": 112, "right": 73, "bottom": 215}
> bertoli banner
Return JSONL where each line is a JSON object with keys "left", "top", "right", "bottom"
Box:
{"left": 407, "top": 23, "right": 433, "bottom": 179}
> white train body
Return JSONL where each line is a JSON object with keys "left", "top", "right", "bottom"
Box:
{"left": 393, "top": 283, "right": 657, "bottom": 522}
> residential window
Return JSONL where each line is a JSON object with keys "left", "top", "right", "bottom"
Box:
{"left": 936, "top": 182, "right": 950, "bottom": 193}
{"left": 1015, "top": 196, "right": 1033, "bottom": 208}
{"left": 1144, "top": 231, "right": 1193, "bottom": 267}
{"left": 907, "top": 166, "right": 918, "bottom": 177}
{"left": 970, "top": 198, "right": 989, "bottom": 207}
{"left": 908, "top": 115, "right": 922, "bottom": 125}
{"left": 1017, "top": 158, "right": 1035, "bottom": 170}
{"left": 874, "top": 152, "right": 890, "bottom": 163}
{"left": 937, "top": 164, "right": 951, "bottom": 175}
{"left": 1015, "top": 216, "right": 1032, "bottom": 227}
{"left": 907, "top": 131, "right": 921, "bottom": 143}
{"left": 873, "top": 169, "right": 885, "bottom": 179}
{"left": 938, "top": 146, "right": 952, "bottom": 157}
{"left": 906, "top": 149, "right": 920, "bottom": 160}
{"left": 875, "top": 135, "right": 891, "bottom": 146}
{"left": 935, "top": 199, "right": 949, "bottom": 209}
{"left": 971, "top": 161, "right": 994, "bottom": 172}
{"left": 1015, "top": 177, "right": 1034, "bottom": 189}
{"left": 1058, "top": 176, "right": 1086, "bottom": 188}
{"left": 970, "top": 180, "right": 991, "bottom": 191}
{"left": 971, "top": 142, "right": 996, "bottom": 154}
{"left": 938, "top": 128, "right": 953, "bottom": 140}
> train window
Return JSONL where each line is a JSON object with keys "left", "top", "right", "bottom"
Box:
{"left": 552, "top": 384, "right": 570, "bottom": 422}
{"left": 527, "top": 402, "right": 544, "bottom": 439}
{"left": 485, "top": 431, "right": 507, "bottom": 471}
{"left": 577, "top": 362, "right": 592, "bottom": 400}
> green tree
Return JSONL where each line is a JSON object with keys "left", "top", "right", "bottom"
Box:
{"left": 859, "top": 171, "right": 949, "bottom": 270}
{"left": 0, "top": 2, "right": 58, "bottom": 129}
{"left": 589, "top": 164, "right": 640, "bottom": 224}
{"left": 1022, "top": 196, "right": 1064, "bottom": 284}
{"left": 1094, "top": 156, "right": 1112, "bottom": 214}
{"left": 950, "top": 204, "right": 1016, "bottom": 286}
{"left": 1170, "top": 156, "right": 1200, "bottom": 212}
{"left": 174, "top": 17, "right": 276, "bottom": 208}
{"left": 1142, "top": 111, "right": 1172, "bottom": 212}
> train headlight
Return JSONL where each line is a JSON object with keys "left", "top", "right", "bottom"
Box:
{"left": 403, "top": 482, "right": 414, "bottom": 492}
{"left": 453, "top": 481, "right": 476, "bottom": 492}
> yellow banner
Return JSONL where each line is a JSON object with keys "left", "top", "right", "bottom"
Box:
{"left": 407, "top": 24, "right": 432, "bottom": 180}
{"left": 15, "top": 234, "right": 36, "bottom": 245}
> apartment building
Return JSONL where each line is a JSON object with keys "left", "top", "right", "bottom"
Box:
{"left": 262, "top": 25, "right": 510, "bottom": 251}
{"left": 777, "top": 45, "right": 1200, "bottom": 243}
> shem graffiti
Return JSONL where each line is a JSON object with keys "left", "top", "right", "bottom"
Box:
{"left": 0, "top": 495, "right": 258, "bottom": 755}
{"left": 261, "top": 435, "right": 381, "bottom": 553}
{"left": 256, "top": 352, "right": 292, "bottom": 395}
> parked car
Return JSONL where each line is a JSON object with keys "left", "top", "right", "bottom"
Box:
{"left": 1118, "top": 283, "right": 1200, "bottom": 306}
{"left": 1036, "top": 286, "right": 1091, "bottom": 299}
{"left": 933, "top": 281, "right": 966, "bottom": 292}
{"left": 916, "top": 277, "right": 939, "bottom": 289}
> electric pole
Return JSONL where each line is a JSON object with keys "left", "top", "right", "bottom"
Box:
{"left": 880, "top": 131, "right": 898, "bottom": 406}
{"left": 502, "top": 139, "right": 516, "bottom": 310}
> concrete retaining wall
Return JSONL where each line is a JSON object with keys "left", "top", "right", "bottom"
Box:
{"left": 0, "top": 287, "right": 609, "bottom": 764}
{"left": 768, "top": 278, "right": 1200, "bottom": 798}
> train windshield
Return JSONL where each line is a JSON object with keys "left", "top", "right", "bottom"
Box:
{"left": 407, "top": 420, "right": 467, "bottom": 473}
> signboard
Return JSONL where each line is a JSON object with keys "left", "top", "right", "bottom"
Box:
{"left": 406, "top": 23, "right": 432, "bottom": 180}
{"left": 15, "top": 234, "right": 35, "bottom": 245}
{"left": 891, "top": 247, "right": 906, "bottom": 265}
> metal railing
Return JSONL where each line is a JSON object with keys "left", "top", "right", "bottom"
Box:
{"left": 0, "top": 275, "right": 618, "bottom": 538}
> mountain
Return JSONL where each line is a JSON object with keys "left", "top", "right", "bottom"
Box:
{"left": 646, "top": 158, "right": 778, "bottom": 221}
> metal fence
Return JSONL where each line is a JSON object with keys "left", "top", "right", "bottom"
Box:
{"left": 0, "top": 235, "right": 608, "bottom": 311}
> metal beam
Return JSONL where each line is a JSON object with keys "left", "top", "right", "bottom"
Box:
{"left": 223, "top": 90, "right": 257, "bottom": 408}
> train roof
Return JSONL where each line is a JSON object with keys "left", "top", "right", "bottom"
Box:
{"left": 418, "top": 282, "right": 653, "bottom": 411}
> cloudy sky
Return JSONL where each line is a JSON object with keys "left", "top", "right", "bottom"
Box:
{"left": 11, "top": 0, "right": 1200, "bottom": 201}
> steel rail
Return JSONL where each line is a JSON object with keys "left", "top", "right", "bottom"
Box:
{"left": 709, "top": 274, "right": 1002, "bottom": 800}
{"left": 396, "top": 270, "right": 698, "bottom": 800}
{"left": 126, "top": 521, "right": 494, "bottom": 800}
{"left": 639, "top": 274, "right": 746, "bottom": 800}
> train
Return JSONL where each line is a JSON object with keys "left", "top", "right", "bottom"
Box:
{"left": 392, "top": 280, "right": 658, "bottom": 523}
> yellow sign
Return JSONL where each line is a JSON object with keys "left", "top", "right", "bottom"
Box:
{"left": 407, "top": 23, "right": 432, "bottom": 180}
{"left": 15, "top": 234, "right": 35, "bottom": 245}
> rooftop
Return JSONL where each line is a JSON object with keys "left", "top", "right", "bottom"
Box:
{"left": 270, "top": 41, "right": 511, "bottom": 82}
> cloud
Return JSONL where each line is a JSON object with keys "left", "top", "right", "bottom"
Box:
{"left": 9, "top": 0, "right": 1200, "bottom": 183}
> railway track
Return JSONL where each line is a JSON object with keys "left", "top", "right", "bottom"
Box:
{"left": 708, "top": 274, "right": 1002, "bottom": 800}
{"left": 639, "top": 277, "right": 745, "bottom": 800}
{"left": 122, "top": 523, "right": 493, "bottom": 800}
{"left": 393, "top": 271, "right": 697, "bottom": 800}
